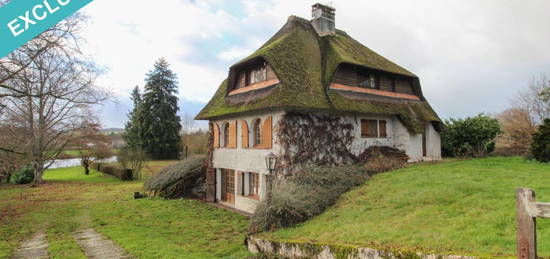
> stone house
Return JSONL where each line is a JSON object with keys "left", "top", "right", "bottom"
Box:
{"left": 196, "top": 4, "right": 442, "bottom": 213}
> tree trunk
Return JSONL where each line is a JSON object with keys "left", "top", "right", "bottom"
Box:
{"left": 84, "top": 165, "right": 90, "bottom": 175}
{"left": 31, "top": 162, "right": 44, "bottom": 186}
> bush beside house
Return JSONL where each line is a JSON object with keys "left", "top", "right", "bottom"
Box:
{"left": 441, "top": 114, "right": 500, "bottom": 157}
{"left": 249, "top": 146, "right": 408, "bottom": 233}
{"left": 143, "top": 155, "right": 206, "bottom": 199}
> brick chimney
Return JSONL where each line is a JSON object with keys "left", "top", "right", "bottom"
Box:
{"left": 311, "top": 3, "right": 335, "bottom": 36}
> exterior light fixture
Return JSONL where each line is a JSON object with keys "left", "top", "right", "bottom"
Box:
{"left": 265, "top": 152, "right": 278, "bottom": 174}
{"left": 264, "top": 152, "right": 278, "bottom": 202}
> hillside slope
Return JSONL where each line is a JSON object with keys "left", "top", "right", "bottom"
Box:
{"left": 264, "top": 157, "right": 550, "bottom": 257}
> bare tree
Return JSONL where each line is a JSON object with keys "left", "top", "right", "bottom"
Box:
{"left": 0, "top": 15, "right": 107, "bottom": 185}
{"left": 0, "top": 14, "right": 86, "bottom": 91}
{"left": 497, "top": 108, "right": 537, "bottom": 155}
{"left": 0, "top": 125, "right": 28, "bottom": 183}
{"left": 74, "top": 120, "right": 113, "bottom": 175}
{"left": 513, "top": 74, "right": 550, "bottom": 125}
{"left": 181, "top": 113, "right": 195, "bottom": 135}
{"left": 181, "top": 113, "right": 195, "bottom": 158}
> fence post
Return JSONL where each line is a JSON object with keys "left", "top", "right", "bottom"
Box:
{"left": 516, "top": 188, "right": 537, "bottom": 259}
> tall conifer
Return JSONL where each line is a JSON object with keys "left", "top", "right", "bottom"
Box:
{"left": 140, "top": 59, "right": 182, "bottom": 159}
{"left": 123, "top": 86, "right": 143, "bottom": 149}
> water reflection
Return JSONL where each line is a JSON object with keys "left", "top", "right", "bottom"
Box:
{"left": 49, "top": 156, "right": 117, "bottom": 169}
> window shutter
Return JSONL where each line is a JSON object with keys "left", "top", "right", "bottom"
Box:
{"left": 379, "top": 120, "right": 387, "bottom": 138}
{"left": 361, "top": 120, "right": 369, "bottom": 137}
{"left": 260, "top": 116, "right": 272, "bottom": 149}
{"left": 228, "top": 121, "right": 238, "bottom": 148}
{"left": 361, "top": 119, "right": 378, "bottom": 138}
{"left": 213, "top": 123, "right": 220, "bottom": 148}
{"left": 241, "top": 121, "right": 249, "bottom": 148}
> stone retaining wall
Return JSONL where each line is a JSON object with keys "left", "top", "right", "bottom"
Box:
{"left": 246, "top": 236, "right": 477, "bottom": 259}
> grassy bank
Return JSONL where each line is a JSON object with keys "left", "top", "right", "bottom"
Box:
{"left": 264, "top": 157, "right": 550, "bottom": 257}
{"left": 0, "top": 166, "right": 250, "bottom": 258}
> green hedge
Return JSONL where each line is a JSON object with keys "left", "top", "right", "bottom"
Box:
{"left": 92, "top": 162, "right": 133, "bottom": 181}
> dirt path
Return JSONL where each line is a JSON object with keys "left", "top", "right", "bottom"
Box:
{"left": 74, "top": 228, "right": 132, "bottom": 259}
{"left": 11, "top": 232, "right": 48, "bottom": 259}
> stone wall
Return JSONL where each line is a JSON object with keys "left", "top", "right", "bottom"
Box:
{"left": 246, "top": 236, "right": 476, "bottom": 259}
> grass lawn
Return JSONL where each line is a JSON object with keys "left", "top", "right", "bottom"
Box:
{"left": 0, "top": 166, "right": 250, "bottom": 259}
{"left": 263, "top": 157, "right": 550, "bottom": 258}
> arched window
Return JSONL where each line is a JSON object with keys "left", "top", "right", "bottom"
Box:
{"left": 223, "top": 123, "right": 230, "bottom": 147}
{"left": 253, "top": 119, "right": 262, "bottom": 146}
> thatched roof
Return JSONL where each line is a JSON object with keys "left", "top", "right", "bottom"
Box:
{"left": 196, "top": 16, "right": 441, "bottom": 134}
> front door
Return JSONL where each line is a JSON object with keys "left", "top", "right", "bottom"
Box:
{"left": 221, "top": 169, "right": 235, "bottom": 204}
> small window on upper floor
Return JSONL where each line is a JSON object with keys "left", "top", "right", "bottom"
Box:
{"left": 358, "top": 70, "right": 377, "bottom": 89}
{"left": 246, "top": 64, "right": 267, "bottom": 86}
{"left": 223, "top": 123, "right": 230, "bottom": 147}
{"left": 253, "top": 119, "right": 262, "bottom": 146}
{"left": 361, "top": 119, "right": 387, "bottom": 138}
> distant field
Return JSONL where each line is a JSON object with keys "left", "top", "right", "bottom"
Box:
{"left": 142, "top": 160, "right": 180, "bottom": 178}
{"left": 0, "top": 166, "right": 250, "bottom": 258}
{"left": 264, "top": 157, "right": 550, "bottom": 258}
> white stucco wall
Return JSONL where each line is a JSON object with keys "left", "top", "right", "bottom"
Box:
{"left": 211, "top": 111, "right": 283, "bottom": 213}
{"left": 343, "top": 114, "right": 396, "bottom": 155}
{"left": 425, "top": 123, "right": 442, "bottom": 160}
{"left": 210, "top": 110, "right": 441, "bottom": 213}
{"left": 393, "top": 118, "right": 442, "bottom": 162}
{"left": 212, "top": 111, "right": 284, "bottom": 173}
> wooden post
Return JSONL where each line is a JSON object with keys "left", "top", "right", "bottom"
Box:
{"left": 516, "top": 188, "right": 537, "bottom": 259}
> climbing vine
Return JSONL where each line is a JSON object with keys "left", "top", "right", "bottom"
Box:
{"left": 276, "top": 112, "right": 358, "bottom": 174}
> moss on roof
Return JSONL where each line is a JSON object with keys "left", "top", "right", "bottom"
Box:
{"left": 196, "top": 15, "right": 441, "bottom": 134}
{"left": 323, "top": 30, "right": 416, "bottom": 82}
{"left": 196, "top": 16, "right": 330, "bottom": 119}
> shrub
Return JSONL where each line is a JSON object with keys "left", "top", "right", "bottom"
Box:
{"left": 249, "top": 165, "right": 370, "bottom": 233}
{"left": 10, "top": 167, "right": 34, "bottom": 184}
{"left": 117, "top": 147, "right": 147, "bottom": 180}
{"left": 530, "top": 119, "right": 550, "bottom": 162}
{"left": 441, "top": 114, "right": 500, "bottom": 157}
{"left": 143, "top": 155, "right": 206, "bottom": 199}
{"left": 358, "top": 146, "right": 408, "bottom": 174}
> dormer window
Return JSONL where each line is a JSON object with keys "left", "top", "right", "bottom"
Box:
{"left": 248, "top": 64, "right": 267, "bottom": 85}
{"left": 228, "top": 59, "right": 280, "bottom": 96}
{"left": 358, "top": 71, "right": 376, "bottom": 89}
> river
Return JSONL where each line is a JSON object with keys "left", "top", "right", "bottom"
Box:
{"left": 49, "top": 156, "right": 117, "bottom": 169}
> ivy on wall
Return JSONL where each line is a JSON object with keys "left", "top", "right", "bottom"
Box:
{"left": 276, "top": 112, "right": 358, "bottom": 174}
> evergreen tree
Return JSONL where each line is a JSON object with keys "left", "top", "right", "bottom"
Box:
{"left": 123, "top": 86, "right": 143, "bottom": 149}
{"left": 530, "top": 119, "right": 550, "bottom": 163}
{"left": 140, "top": 59, "right": 182, "bottom": 159}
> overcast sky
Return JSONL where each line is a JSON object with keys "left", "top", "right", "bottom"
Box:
{"left": 81, "top": 0, "right": 550, "bottom": 128}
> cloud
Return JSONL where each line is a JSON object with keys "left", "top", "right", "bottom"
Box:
{"left": 218, "top": 47, "right": 255, "bottom": 62}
